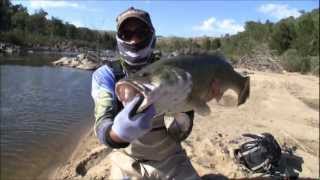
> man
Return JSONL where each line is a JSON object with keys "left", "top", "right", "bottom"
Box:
{"left": 91, "top": 7, "right": 200, "bottom": 179}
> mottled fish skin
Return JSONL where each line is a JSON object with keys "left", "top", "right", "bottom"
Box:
{"left": 115, "top": 53, "right": 250, "bottom": 116}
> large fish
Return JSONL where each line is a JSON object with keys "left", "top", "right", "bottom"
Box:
{"left": 115, "top": 54, "right": 250, "bottom": 116}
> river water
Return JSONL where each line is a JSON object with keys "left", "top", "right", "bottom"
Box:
{"left": 0, "top": 54, "right": 94, "bottom": 180}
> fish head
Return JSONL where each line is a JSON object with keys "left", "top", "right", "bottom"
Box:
{"left": 115, "top": 69, "right": 155, "bottom": 109}
{"left": 115, "top": 65, "right": 193, "bottom": 114}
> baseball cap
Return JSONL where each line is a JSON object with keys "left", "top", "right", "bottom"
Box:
{"left": 116, "top": 7, "right": 154, "bottom": 32}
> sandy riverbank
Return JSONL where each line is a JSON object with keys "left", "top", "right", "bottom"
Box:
{"left": 49, "top": 69, "right": 319, "bottom": 179}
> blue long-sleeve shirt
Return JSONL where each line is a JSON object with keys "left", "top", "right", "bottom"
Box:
{"left": 91, "top": 64, "right": 126, "bottom": 147}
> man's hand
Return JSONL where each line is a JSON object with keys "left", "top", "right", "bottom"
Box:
{"left": 111, "top": 95, "right": 156, "bottom": 143}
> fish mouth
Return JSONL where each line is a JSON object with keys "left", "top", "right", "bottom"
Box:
{"left": 115, "top": 80, "right": 157, "bottom": 112}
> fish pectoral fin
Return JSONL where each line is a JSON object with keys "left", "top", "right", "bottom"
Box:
{"left": 192, "top": 100, "right": 211, "bottom": 116}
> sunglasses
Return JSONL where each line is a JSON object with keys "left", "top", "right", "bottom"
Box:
{"left": 119, "top": 28, "right": 152, "bottom": 43}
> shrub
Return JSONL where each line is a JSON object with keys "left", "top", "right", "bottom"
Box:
{"left": 310, "top": 56, "right": 319, "bottom": 75}
{"left": 281, "top": 49, "right": 311, "bottom": 73}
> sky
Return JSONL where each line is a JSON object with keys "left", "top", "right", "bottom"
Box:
{"left": 12, "top": 0, "right": 319, "bottom": 37}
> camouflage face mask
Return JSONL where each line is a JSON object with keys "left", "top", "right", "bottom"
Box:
{"left": 116, "top": 34, "right": 156, "bottom": 66}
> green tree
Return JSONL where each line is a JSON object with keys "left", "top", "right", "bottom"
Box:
{"left": 0, "top": 0, "right": 12, "bottom": 31}
{"left": 65, "top": 23, "right": 78, "bottom": 39}
{"left": 202, "top": 37, "right": 211, "bottom": 50}
{"left": 244, "top": 21, "right": 273, "bottom": 43}
{"left": 100, "top": 32, "right": 116, "bottom": 49}
{"left": 11, "top": 10, "right": 29, "bottom": 31}
{"left": 172, "top": 37, "right": 183, "bottom": 50}
{"left": 211, "top": 38, "right": 221, "bottom": 50}
{"left": 292, "top": 14, "right": 315, "bottom": 56}
{"left": 312, "top": 10, "right": 319, "bottom": 56}
{"left": 269, "top": 18, "right": 296, "bottom": 54}
{"left": 78, "top": 27, "right": 96, "bottom": 41}
{"left": 26, "top": 9, "right": 48, "bottom": 35}
{"left": 50, "top": 17, "right": 66, "bottom": 37}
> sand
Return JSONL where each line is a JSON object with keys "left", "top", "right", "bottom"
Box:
{"left": 49, "top": 69, "right": 319, "bottom": 179}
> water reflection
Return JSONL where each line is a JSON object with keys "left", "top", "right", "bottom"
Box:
{"left": 0, "top": 62, "right": 94, "bottom": 180}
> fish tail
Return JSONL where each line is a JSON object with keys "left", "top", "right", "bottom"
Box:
{"left": 238, "top": 76, "right": 250, "bottom": 105}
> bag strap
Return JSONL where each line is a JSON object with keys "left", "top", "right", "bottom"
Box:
{"left": 242, "top": 133, "right": 264, "bottom": 140}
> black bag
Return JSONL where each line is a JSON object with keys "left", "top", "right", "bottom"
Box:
{"left": 234, "top": 133, "right": 282, "bottom": 174}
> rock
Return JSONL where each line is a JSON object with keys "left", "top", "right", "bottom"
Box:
{"left": 0, "top": 43, "right": 20, "bottom": 54}
{"left": 52, "top": 57, "right": 77, "bottom": 66}
{"left": 77, "top": 53, "right": 86, "bottom": 60}
{"left": 87, "top": 51, "right": 99, "bottom": 62}
{"left": 0, "top": 43, "right": 5, "bottom": 52}
{"left": 69, "top": 59, "right": 80, "bottom": 67}
{"left": 5, "top": 47, "right": 15, "bottom": 54}
{"left": 76, "top": 62, "right": 98, "bottom": 70}
{"left": 52, "top": 57, "right": 70, "bottom": 65}
{"left": 104, "top": 49, "right": 116, "bottom": 57}
{"left": 52, "top": 54, "right": 98, "bottom": 70}
{"left": 171, "top": 51, "right": 179, "bottom": 57}
{"left": 52, "top": 50, "right": 119, "bottom": 71}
